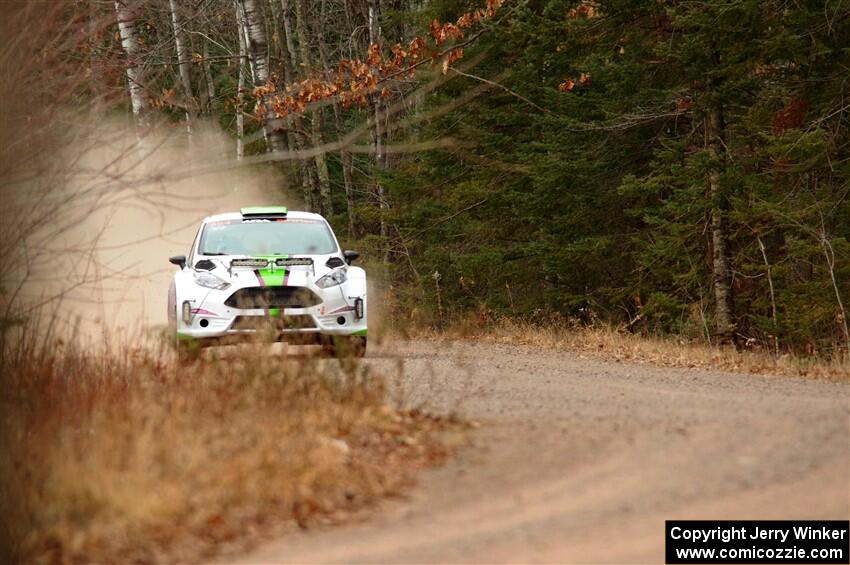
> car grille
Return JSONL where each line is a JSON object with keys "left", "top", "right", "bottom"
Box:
{"left": 225, "top": 286, "right": 321, "bottom": 309}
{"left": 231, "top": 315, "right": 315, "bottom": 331}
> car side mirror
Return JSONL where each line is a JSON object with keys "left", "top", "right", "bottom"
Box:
{"left": 169, "top": 255, "right": 187, "bottom": 269}
{"left": 343, "top": 250, "right": 360, "bottom": 265}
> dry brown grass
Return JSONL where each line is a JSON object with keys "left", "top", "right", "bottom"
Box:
{"left": 0, "top": 329, "right": 462, "bottom": 564}
{"left": 417, "top": 315, "right": 849, "bottom": 381}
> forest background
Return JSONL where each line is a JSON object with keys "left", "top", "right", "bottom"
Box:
{"left": 7, "top": 0, "right": 850, "bottom": 357}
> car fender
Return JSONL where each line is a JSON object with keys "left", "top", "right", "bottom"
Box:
{"left": 167, "top": 279, "right": 177, "bottom": 324}
{"left": 345, "top": 266, "right": 367, "bottom": 297}
{"left": 171, "top": 269, "right": 209, "bottom": 319}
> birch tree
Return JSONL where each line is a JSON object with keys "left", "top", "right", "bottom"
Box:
{"left": 317, "top": 0, "right": 357, "bottom": 235}
{"left": 235, "top": 0, "right": 288, "bottom": 154}
{"left": 295, "top": 0, "right": 333, "bottom": 216}
{"left": 201, "top": 40, "right": 215, "bottom": 113}
{"left": 234, "top": 0, "right": 246, "bottom": 159}
{"left": 114, "top": 0, "right": 149, "bottom": 124}
{"left": 368, "top": 0, "right": 388, "bottom": 246}
{"left": 280, "top": 0, "right": 322, "bottom": 211}
{"left": 707, "top": 103, "right": 735, "bottom": 343}
{"left": 168, "top": 0, "right": 195, "bottom": 121}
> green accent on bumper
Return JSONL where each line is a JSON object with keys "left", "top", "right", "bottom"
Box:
{"left": 254, "top": 257, "right": 287, "bottom": 316}
{"left": 176, "top": 332, "right": 196, "bottom": 341}
{"left": 257, "top": 269, "right": 286, "bottom": 286}
{"left": 241, "top": 206, "right": 287, "bottom": 216}
{"left": 352, "top": 329, "right": 368, "bottom": 336}
{"left": 254, "top": 254, "right": 288, "bottom": 287}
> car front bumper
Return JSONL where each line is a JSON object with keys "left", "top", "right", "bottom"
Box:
{"left": 175, "top": 283, "right": 367, "bottom": 342}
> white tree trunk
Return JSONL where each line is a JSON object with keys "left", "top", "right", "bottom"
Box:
{"left": 281, "top": 0, "right": 321, "bottom": 211}
{"left": 757, "top": 236, "right": 780, "bottom": 355}
{"left": 114, "top": 0, "right": 148, "bottom": 124}
{"left": 707, "top": 106, "right": 734, "bottom": 343}
{"left": 819, "top": 222, "right": 850, "bottom": 357}
{"left": 295, "top": 0, "right": 333, "bottom": 216}
{"left": 280, "top": 0, "right": 299, "bottom": 81}
{"left": 202, "top": 40, "right": 215, "bottom": 111}
{"left": 368, "top": 0, "right": 384, "bottom": 169}
{"left": 368, "top": 0, "right": 388, "bottom": 250}
{"left": 236, "top": 0, "right": 288, "bottom": 154}
{"left": 234, "top": 0, "right": 246, "bottom": 160}
{"left": 168, "top": 0, "right": 194, "bottom": 115}
{"left": 319, "top": 0, "right": 356, "bottom": 235}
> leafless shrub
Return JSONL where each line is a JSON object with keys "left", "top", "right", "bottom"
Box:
{"left": 0, "top": 324, "right": 459, "bottom": 563}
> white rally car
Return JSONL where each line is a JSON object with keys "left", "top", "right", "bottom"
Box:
{"left": 167, "top": 207, "right": 367, "bottom": 356}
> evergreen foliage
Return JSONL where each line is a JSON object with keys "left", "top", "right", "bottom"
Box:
{"left": 380, "top": 0, "right": 849, "bottom": 354}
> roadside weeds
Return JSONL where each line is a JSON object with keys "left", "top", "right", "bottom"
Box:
{"left": 413, "top": 317, "right": 849, "bottom": 381}
{"left": 0, "top": 332, "right": 466, "bottom": 564}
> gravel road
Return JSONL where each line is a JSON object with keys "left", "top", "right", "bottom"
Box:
{"left": 242, "top": 341, "right": 849, "bottom": 563}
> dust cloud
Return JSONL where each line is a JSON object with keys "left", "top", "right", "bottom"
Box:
{"left": 18, "top": 119, "right": 298, "bottom": 340}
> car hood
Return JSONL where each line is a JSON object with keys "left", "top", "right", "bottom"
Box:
{"left": 193, "top": 254, "right": 344, "bottom": 287}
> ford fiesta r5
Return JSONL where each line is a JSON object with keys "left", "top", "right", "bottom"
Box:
{"left": 167, "top": 207, "right": 367, "bottom": 357}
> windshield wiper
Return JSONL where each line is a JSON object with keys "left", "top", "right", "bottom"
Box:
{"left": 202, "top": 251, "right": 229, "bottom": 256}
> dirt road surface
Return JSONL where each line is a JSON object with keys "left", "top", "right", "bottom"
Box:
{"left": 241, "top": 341, "right": 849, "bottom": 564}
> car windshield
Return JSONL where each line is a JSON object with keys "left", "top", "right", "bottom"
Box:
{"left": 199, "top": 218, "right": 337, "bottom": 256}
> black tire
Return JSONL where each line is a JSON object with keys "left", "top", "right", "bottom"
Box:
{"left": 321, "top": 336, "right": 367, "bottom": 358}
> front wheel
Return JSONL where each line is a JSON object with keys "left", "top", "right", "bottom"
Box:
{"left": 321, "top": 336, "right": 367, "bottom": 358}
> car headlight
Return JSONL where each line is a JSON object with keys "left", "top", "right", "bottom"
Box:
{"left": 316, "top": 269, "right": 347, "bottom": 289}
{"left": 194, "top": 271, "right": 230, "bottom": 290}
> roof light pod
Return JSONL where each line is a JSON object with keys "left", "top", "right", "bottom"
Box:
{"left": 240, "top": 206, "right": 288, "bottom": 218}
